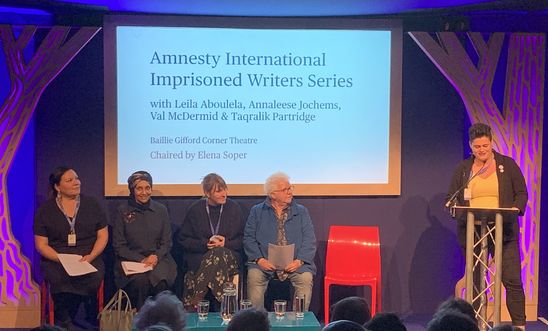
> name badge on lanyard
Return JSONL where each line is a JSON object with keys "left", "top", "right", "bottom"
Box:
{"left": 205, "top": 202, "right": 223, "bottom": 236}
{"left": 463, "top": 188, "right": 472, "bottom": 201}
{"left": 57, "top": 196, "right": 80, "bottom": 247}
{"left": 68, "top": 232, "right": 77, "bottom": 246}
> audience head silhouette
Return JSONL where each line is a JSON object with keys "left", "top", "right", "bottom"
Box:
{"left": 143, "top": 324, "right": 173, "bottom": 331}
{"left": 426, "top": 309, "right": 479, "bottom": 331}
{"left": 434, "top": 297, "right": 476, "bottom": 324}
{"left": 226, "top": 308, "right": 270, "bottom": 331}
{"left": 364, "top": 312, "right": 407, "bottom": 331}
{"left": 133, "top": 291, "right": 186, "bottom": 331}
{"left": 331, "top": 296, "right": 371, "bottom": 325}
{"left": 323, "top": 320, "right": 367, "bottom": 331}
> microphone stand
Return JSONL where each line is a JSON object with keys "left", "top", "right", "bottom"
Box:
{"left": 445, "top": 159, "right": 489, "bottom": 213}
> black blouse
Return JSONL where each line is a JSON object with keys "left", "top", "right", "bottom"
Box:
{"left": 33, "top": 195, "right": 107, "bottom": 295}
{"left": 34, "top": 195, "right": 107, "bottom": 256}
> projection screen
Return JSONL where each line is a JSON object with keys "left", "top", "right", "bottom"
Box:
{"left": 104, "top": 15, "right": 402, "bottom": 196}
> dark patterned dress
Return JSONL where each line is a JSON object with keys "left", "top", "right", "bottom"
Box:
{"left": 182, "top": 247, "right": 239, "bottom": 305}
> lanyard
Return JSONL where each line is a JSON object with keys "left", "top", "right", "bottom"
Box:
{"left": 56, "top": 195, "right": 80, "bottom": 234}
{"left": 205, "top": 201, "right": 223, "bottom": 236}
{"left": 468, "top": 159, "right": 490, "bottom": 180}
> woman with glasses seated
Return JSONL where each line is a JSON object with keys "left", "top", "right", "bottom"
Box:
{"left": 177, "top": 173, "right": 245, "bottom": 309}
{"left": 244, "top": 172, "right": 316, "bottom": 311}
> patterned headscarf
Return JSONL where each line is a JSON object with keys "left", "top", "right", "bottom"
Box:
{"left": 127, "top": 171, "right": 153, "bottom": 195}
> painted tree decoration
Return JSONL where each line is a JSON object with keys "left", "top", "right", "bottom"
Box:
{"left": 409, "top": 31, "right": 545, "bottom": 318}
{"left": 0, "top": 25, "right": 100, "bottom": 327}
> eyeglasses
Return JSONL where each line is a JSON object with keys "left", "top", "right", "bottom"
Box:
{"left": 272, "top": 185, "right": 294, "bottom": 194}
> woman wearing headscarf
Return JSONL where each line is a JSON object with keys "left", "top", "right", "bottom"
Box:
{"left": 113, "top": 171, "right": 177, "bottom": 309}
{"left": 177, "top": 173, "right": 245, "bottom": 309}
{"left": 34, "top": 166, "right": 108, "bottom": 330}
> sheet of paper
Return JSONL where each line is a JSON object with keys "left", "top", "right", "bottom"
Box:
{"left": 57, "top": 253, "right": 98, "bottom": 276}
{"left": 268, "top": 243, "right": 295, "bottom": 270}
{"left": 121, "top": 261, "right": 153, "bottom": 275}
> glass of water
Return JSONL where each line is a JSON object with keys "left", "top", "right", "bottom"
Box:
{"left": 294, "top": 294, "right": 305, "bottom": 318}
{"left": 274, "top": 300, "right": 287, "bottom": 318}
{"left": 197, "top": 300, "right": 209, "bottom": 319}
{"left": 240, "top": 299, "right": 252, "bottom": 310}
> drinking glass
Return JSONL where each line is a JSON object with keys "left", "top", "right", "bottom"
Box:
{"left": 274, "top": 300, "right": 287, "bottom": 318}
{"left": 240, "top": 299, "right": 252, "bottom": 310}
{"left": 197, "top": 300, "right": 209, "bottom": 319}
{"left": 294, "top": 294, "right": 305, "bottom": 318}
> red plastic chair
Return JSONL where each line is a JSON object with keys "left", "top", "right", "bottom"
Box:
{"left": 324, "top": 226, "right": 381, "bottom": 324}
{"left": 41, "top": 280, "right": 104, "bottom": 325}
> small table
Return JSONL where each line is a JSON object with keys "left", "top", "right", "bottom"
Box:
{"left": 186, "top": 312, "right": 321, "bottom": 331}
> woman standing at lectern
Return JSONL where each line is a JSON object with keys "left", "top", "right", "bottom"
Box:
{"left": 446, "top": 123, "right": 527, "bottom": 329}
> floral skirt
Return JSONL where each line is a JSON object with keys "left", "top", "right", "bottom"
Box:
{"left": 183, "top": 247, "right": 239, "bottom": 306}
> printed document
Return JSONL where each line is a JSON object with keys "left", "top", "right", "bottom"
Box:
{"left": 268, "top": 243, "right": 295, "bottom": 270}
{"left": 121, "top": 261, "right": 153, "bottom": 275}
{"left": 58, "top": 254, "right": 98, "bottom": 276}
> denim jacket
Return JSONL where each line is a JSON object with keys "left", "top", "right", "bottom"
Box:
{"left": 244, "top": 198, "right": 317, "bottom": 275}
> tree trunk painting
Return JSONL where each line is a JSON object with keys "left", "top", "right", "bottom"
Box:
{"left": 409, "top": 31, "right": 545, "bottom": 320}
{"left": 0, "top": 25, "right": 100, "bottom": 328}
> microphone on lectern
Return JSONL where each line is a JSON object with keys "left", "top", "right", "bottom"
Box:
{"left": 445, "top": 159, "right": 488, "bottom": 209}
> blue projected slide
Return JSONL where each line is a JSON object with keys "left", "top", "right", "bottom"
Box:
{"left": 104, "top": 17, "right": 401, "bottom": 196}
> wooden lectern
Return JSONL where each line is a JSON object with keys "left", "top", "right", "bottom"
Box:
{"left": 451, "top": 206, "right": 519, "bottom": 331}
